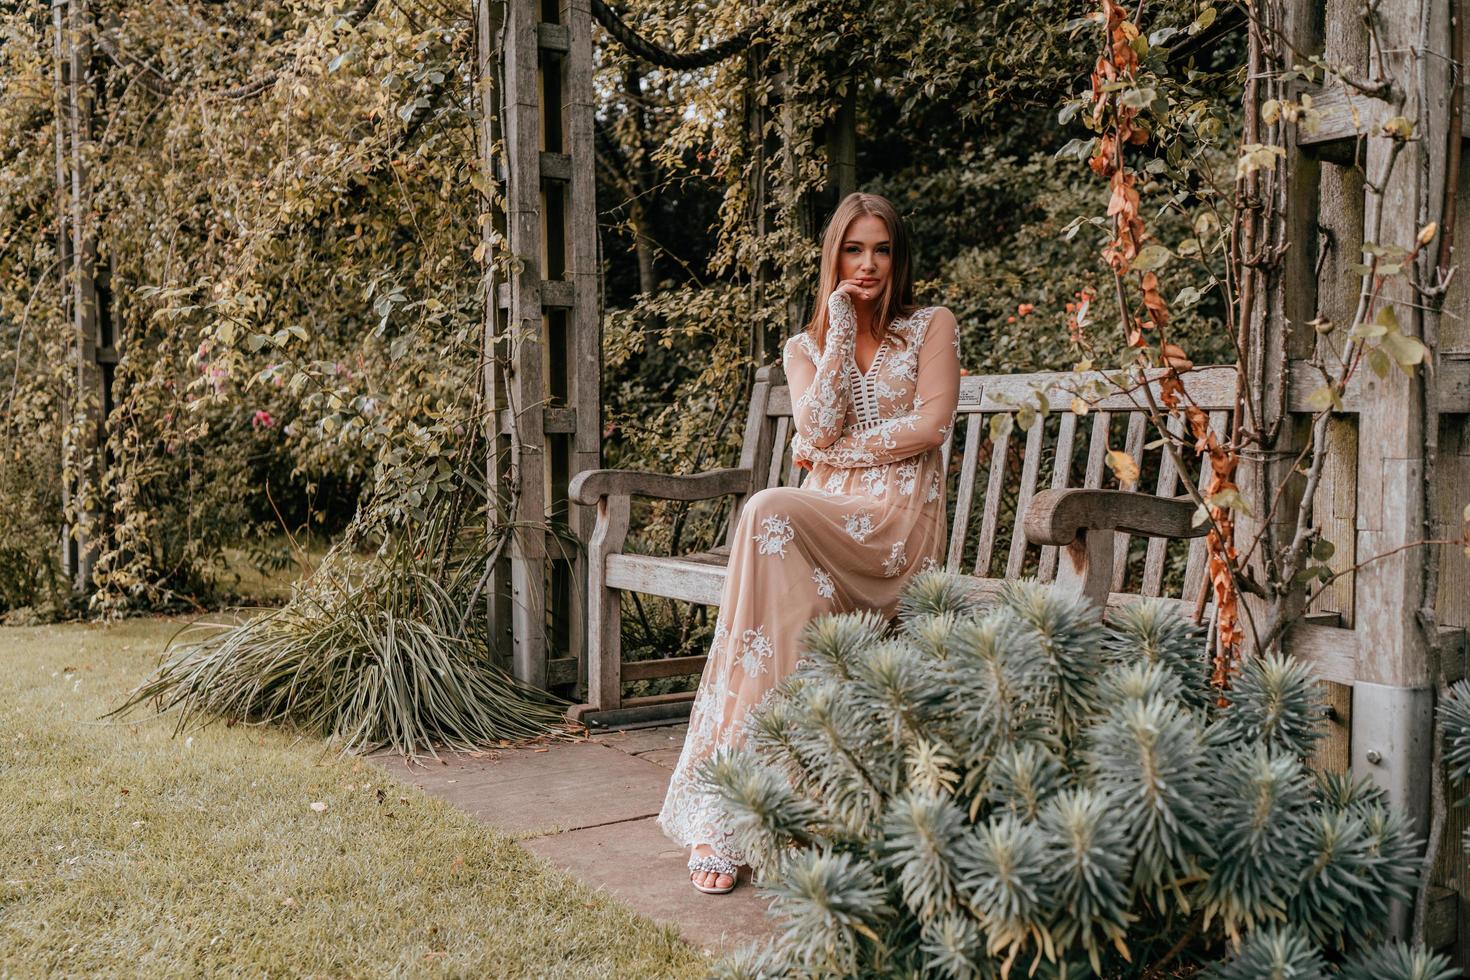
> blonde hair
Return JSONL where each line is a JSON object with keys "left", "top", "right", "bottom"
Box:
{"left": 806, "top": 192, "right": 917, "bottom": 351}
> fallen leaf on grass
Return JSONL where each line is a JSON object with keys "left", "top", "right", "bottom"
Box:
{"left": 309, "top": 801, "right": 328, "bottom": 813}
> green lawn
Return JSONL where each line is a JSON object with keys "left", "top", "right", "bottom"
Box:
{"left": 0, "top": 616, "right": 706, "bottom": 978}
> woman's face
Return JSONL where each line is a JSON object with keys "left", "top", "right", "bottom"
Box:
{"left": 839, "top": 213, "right": 892, "bottom": 297}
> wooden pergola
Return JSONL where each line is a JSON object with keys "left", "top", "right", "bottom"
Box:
{"left": 476, "top": 0, "right": 1470, "bottom": 957}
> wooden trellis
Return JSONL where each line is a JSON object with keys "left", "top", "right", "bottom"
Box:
{"left": 1237, "top": 0, "right": 1470, "bottom": 953}
{"left": 479, "top": 0, "right": 600, "bottom": 693}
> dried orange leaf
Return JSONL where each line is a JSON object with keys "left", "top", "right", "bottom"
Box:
{"left": 1107, "top": 449, "right": 1140, "bottom": 484}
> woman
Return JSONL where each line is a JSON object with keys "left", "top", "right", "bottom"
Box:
{"left": 655, "top": 192, "right": 962, "bottom": 894}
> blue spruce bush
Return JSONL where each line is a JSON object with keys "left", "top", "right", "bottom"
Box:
{"left": 703, "top": 572, "right": 1450, "bottom": 979}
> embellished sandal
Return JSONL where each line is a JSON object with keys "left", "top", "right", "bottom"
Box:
{"left": 688, "top": 852, "right": 740, "bottom": 895}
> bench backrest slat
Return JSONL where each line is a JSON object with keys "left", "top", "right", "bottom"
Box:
{"left": 1180, "top": 410, "right": 1231, "bottom": 602}
{"left": 745, "top": 365, "right": 1236, "bottom": 602}
{"left": 1006, "top": 417, "right": 1047, "bottom": 579}
{"left": 1084, "top": 411, "right": 1111, "bottom": 489}
{"left": 1142, "top": 414, "right": 1187, "bottom": 596}
{"left": 767, "top": 417, "right": 791, "bottom": 490}
{"left": 1111, "top": 412, "right": 1150, "bottom": 591}
{"left": 947, "top": 418, "right": 984, "bottom": 573}
{"left": 1037, "top": 410, "right": 1079, "bottom": 581}
{"left": 974, "top": 420, "right": 1011, "bottom": 576}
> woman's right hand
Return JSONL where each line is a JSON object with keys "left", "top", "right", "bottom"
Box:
{"left": 832, "top": 278, "right": 878, "bottom": 304}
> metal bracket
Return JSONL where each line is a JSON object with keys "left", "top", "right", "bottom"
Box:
{"left": 1350, "top": 680, "right": 1435, "bottom": 940}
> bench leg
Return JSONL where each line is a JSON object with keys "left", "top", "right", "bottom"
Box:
{"left": 573, "top": 494, "right": 630, "bottom": 719}
{"left": 1054, "top": 527, "right": 1113, "bottom": 621}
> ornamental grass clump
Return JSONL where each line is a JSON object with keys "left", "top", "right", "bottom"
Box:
{"left": 110, "top": 549, "right": 571, "bottom": 758}
{"left": 706, "top": 572, "right": 1449, "bottom": 979}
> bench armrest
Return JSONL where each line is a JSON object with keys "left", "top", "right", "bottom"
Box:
{"left": 1023, "top": 488, "right": 1204, "bottom": 547}
{"left": 1022, "top": 488, "right": 1203, "bottom": 619}
{"left": 569, "top": 467, "right": 752, "bottom": 506}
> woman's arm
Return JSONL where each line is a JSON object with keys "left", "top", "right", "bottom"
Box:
{"left": 791, "top": 307, "right": 960, "bottom": 469}
{"left": 782, "top": 291, "right": 859, "bottom": 449}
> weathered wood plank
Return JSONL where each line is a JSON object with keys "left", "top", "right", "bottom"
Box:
{"left": 767, "top": 417, "right": 790, "bottom": 489}
{"left": 1435, "top": 421, "right": 1470, "bottom": 630}
{"left": 1039, "top": 411, "right": 1078, "bottom": 582}
{"left": 1142, "top": 415, "right": 1185, "bottom": 596}
{"left": 728, "top": 368, "right": 775, "bottom": 547}
{"left": 569, "top": 467, "right": 751, "bottom": 505}
{"left": 1006, "top": 417, "right": 1046, "bottom": 578}
{"left": 763, "top": 366, "right": 1237, "bottom": 417}
{"left": 947, "top": 415, "right": 984, "bottom": 573}
{"left": 605, "top": 552, "right": 727, "bottom": 606}
{"left": 1295, "top": 81, "right": 1470, "bottom": 154}
{"left": 1084, "top": 411, "right": 1111, "bottom": 489}
{"left": 623, "top": 654, "right": 708, "bottom": 681}
{"left": 502, "top": 0, "right": 549, "bottom": 689}
{"left": 1286, "top": 356, "right": 1470, "bottom": 413}
{"left": 1181, "top": 411, "right": 1230, "bottom": 603}
{"left": 1306, "top": 417, "right": 1359, "bottom": 624}
{"left": 1111, "top": 412, "right": 1148, "bottom": 591}
{"left": 582, "top": 493, "right": 629, "bottom": 712}
{"left": 974, "top": 422, "right": 1011, "bottom": 576}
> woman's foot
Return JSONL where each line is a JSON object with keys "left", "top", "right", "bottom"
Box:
{"left": 688, "top": 844, "right": 739, "bottom": 894}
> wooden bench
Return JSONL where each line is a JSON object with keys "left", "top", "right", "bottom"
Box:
{"left": 567, "top": 364, "right": 1238, "bottom": 727}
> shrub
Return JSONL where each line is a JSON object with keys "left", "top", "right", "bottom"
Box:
{"left": 705, "top": 573, "right": 1445, "bottom": 978}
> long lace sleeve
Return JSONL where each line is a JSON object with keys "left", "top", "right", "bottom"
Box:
{"left": 791, "top": 307, "right": 961, "bottom": 470}
{"left": 782, "top": 291, "right": 859, "bottom": 449}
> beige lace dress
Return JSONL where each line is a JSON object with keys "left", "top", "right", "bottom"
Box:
{"left": 655, "top": 291, "right": 962, "bottom": 864}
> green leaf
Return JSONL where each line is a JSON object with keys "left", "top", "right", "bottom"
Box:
{"left": 1380, "top": 330, "right": 1426, "bottom": 373}
{"left": 1312, "top": 539, "right": 1335, "bottom": 561}
{"left": 1303, "top": 384, "right": 1341, "bottom": 413}
{"left": 1364, "top": 348, "right": 1387, "bottom": 379}
{"left": 1205, "top": 487, "right": 1252, "bottom": 516}
{"left": 1119, "top": 87, "right": 1158, "bottom": 111}
{"left": 1188, "top": 6, "right": 1218, "bottom": 34}
{"left": 1133, "top": 244, "right": 1172, "bottom": 271}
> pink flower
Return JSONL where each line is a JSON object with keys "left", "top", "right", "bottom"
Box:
{"left": 251, "top": 410, "right": 275, "bottom": 429}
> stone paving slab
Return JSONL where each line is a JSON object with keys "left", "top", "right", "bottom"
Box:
{"left": 634, "top": 747, "right": 684, "bottom": 769}
{"left": 372, "top": 740, "right": 670, "bottom": 837}
{"left": 372, "top": 725, "right": 776, "bottom": 959}
{"left": 523, "top": 815, "right": 774, "bottom": 956}
{"left": 591, "top": 723, "right": 688, "bottom": 756}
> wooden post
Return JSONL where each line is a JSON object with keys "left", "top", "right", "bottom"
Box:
{"left": 484, "top": 0, "right": 599, "bottom": 693}
{"left": 53, "top": 0, "right": 104, "bottom": 593}
{"left": 562, "top": 0, "right": 601, "bottom": 693}
{"left": 1348, "top": 0, "right": 1451, "bottom": 869}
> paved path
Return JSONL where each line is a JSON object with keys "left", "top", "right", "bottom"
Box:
{"left": 372, "top": 723, "right": 774, "bottom": 958}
